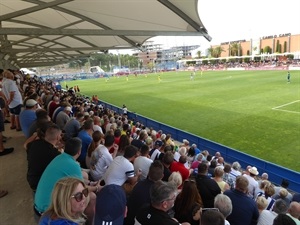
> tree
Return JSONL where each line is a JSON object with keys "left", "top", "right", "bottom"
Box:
{"left": 196, "top": 50, "right": 202, "bottom": 58}
{"left": 264, "top": 46, "right": 272, "bottom": 54}
{"left": 214, "top": 46, "right": 224, "bottom": 58}
{"left": 229, "top": 43, "right": 242, "bottom": 56}
{"left": 207, "top": 46, "right": 214, "bottom": 57}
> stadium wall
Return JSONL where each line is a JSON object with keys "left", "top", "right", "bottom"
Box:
{"left": 100, "top": 101, "right": 300, "bottom": 193}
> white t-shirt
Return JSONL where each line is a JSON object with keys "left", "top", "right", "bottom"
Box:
{"left": 134, "top": 156, "right": 153, "bottom": 180}
{"left": 90, "top": 145, "right": 113, "bottom": 181}
{"left": 257, "top": 210, "right": 277, "bottom": 225}
{"left": 104, "top": 156, "right": 134, "bottom": 186}
{"left": 93, "top": 124, "right": 103, "bottom": 134}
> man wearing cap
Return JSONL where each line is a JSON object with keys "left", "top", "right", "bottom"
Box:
{"left": 55, "top": 105, "right": 72, "bottom": 130}
{"left": 149, "top": 139, "right": 163, "bottom": 161}
{"left": 19, "top": 99, "right": 38, "bottom": 138}
{"left": 95, "top": 184, "right": 127, "bottom": 225}
{"left": 243, "top": 166, "right": 260, "bottom": 199}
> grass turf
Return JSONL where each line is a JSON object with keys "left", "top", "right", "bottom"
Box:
{"left": 66, "top": 70, "right": 300, "bottom": 172}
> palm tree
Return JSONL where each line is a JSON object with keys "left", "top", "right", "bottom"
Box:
{"left": 214, "top": 46, "right": 224, "bottom": 58}
{"left": 207, "top": 46, "right": 214, "bottom": 57}
{"left": 230, "top": 43, "right": 241, "bottom": 56}
{"left": 196, "top": 50, "right": 202, "bottom": 59}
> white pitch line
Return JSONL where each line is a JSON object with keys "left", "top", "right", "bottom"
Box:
{"left": 272, "top": 100, "right": 300, "bottom": 110}
{"left": 272, "top": 108, "right": 300, "bottom": 114}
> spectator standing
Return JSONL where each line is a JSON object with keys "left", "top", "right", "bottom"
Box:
{"left": 2, "top": 70, "right": 23, "bottom": 131}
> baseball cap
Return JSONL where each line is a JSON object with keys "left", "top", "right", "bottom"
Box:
{"left": 26, "top": 99, "right": 37, "bottom": 107}
{"left": 95, "top": 184, "right": 126, "bottom": 225}
{"left": 65, "top": 106, "right": 73, "bottom": 113}
{"left": 154, "top": 140, "right": 163, "bottom": 147}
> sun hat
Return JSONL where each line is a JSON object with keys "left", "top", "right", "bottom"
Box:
{"left": 95, "top": 184, "right": 126, "bottom": 225}
{"left": 248, "top": 166, "right": 259, "bottom": 175}
{"left": 26, "top": 99, "right": 37, "bottom": 107}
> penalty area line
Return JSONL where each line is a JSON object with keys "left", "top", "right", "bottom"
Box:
{"left": 272, "top": 100, "right": 300, "bottom": 110}
{"left": 272, "top": 108, "right": 300, "bottom": 114}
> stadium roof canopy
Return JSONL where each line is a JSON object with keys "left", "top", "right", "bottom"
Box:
{"left": 0, "top": 0, "right": 211, "bottom": 69}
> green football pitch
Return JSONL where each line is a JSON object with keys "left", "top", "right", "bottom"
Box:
{"left": 66, "top": 70, "right": 300, "bottom": 172}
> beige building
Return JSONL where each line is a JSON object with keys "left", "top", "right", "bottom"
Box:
{"left": 213, "top": 33, "right": 300, "bottom": 58}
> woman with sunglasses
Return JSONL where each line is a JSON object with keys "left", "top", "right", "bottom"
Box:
{"left": 39, "top": 177, "right": 89, "bottom": 225}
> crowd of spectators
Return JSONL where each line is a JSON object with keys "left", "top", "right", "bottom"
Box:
{"left": 189, "top": 58, "right": 300, "bottom": 70}
{"left": 0, "top": 68, "right": 299, "bottom": 225}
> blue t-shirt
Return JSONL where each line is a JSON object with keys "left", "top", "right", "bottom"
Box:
{"left": 77, "top": 130, "right": 92, "bottom": 163}
{"left": 19, "top": 109, "right": 37, "bottom": 138}
{"left": 39, "top": 216, "right": 78, "bottom": 225}
{"left": 34, "top": 153, "right": 83, "bottom": 213}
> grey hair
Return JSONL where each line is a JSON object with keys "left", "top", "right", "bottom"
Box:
{"left": 232, "top": 161, "right": 241, "bottom": 170}
{"left": 214, "top": 194, "right": 233, "bottom": 218}
{"left": 150, "top": 181, "right": 177, "bottom": 206}
{"left": 273, "top": 199, "right": 288, "bottom": 214}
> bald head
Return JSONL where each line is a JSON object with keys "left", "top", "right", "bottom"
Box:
{"left": 93, "top": 116, "right": 101, "bottom": 125}
{"left": 288, "top": 201, "right": 300, "bottom": 219}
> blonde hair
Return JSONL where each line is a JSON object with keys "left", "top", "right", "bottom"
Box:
{"left": 279, "top": 188, "right": 288, "bottom": 198}
{"left": 168, "top": 171, "right": 183, "bottom": 188}
{"left": 214, "top": 166, "right": 224, "bottom": 177}
{"left": 42, "top": 177, "right": 87, "bottom": 224}
{"left": 256, "top": 196, "right": 268, "bottom": 211}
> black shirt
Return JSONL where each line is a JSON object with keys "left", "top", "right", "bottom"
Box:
{"left": 136, "top": 205, "right": 179, "bottom": 225}
{"left": 195, "top": 174, "right": 221, "bottom": 208}
{"left": 27, "top": 139, "right": 60, "bottom": 190}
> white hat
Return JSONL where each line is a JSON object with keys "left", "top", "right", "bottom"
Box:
{"left": 26, "top": 99, "right": 37, "bottom": 107}
{"left": 248, "top": 167, "right": 259, "bottom": 175}
{"left": 65, "top": 106, "right": 73, "bottom": 113}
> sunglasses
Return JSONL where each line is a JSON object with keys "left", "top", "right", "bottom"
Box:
{"left": 71, "top": 188, "right": 89, "bottom": 202}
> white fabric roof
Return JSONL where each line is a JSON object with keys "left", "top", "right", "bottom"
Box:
{"left": 0, "top": 0, "right": 211, "bottom": 68}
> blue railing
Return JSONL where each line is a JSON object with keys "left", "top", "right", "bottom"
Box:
{"left": 101, "top": 101, "right": 300, "bottom": 193}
